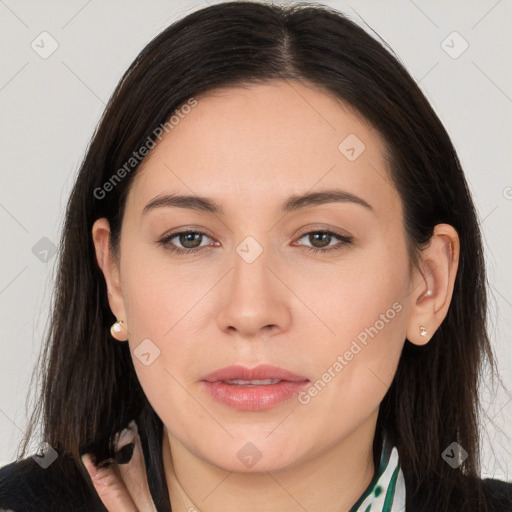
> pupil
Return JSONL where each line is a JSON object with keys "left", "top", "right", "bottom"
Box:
{"left": 181, "top": 233, "right": 201, "bottom": 248}
{"left": 311, "top": 232, "right": 330, "bottom": 247}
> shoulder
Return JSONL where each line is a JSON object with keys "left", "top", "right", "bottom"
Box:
{"left": 0, "top": 453, "right": 107, "bottom": 512}
{"left": 481, "top": 477, "right": 512, "bottom": 511}
{"left": 403, "top": 473, "right": 512, "bottom": 512}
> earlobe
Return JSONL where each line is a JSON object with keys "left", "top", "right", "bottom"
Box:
{"left": 406, "top": 224, "right": 460, "bottom": 346}
{"left": 92, "top": 218, "right": 128, "bottom": 341}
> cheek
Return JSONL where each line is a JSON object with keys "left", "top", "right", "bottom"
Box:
{"left": 120, "top": 237, "right": 211, "bottom": 340}
{"left": 295, "top": 243, "right": 409, "bottom": 429}
{"left": 292, "top": 232, "right": 409, "bottom": 347}
{"left": 121, "top": 268, "right": 204, "bottom": 366}
{"left": 118, "top": 241, "right": 211, "bottom": 414}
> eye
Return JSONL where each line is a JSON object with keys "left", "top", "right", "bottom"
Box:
{"left": 157, "top": 228, "right": 353, "bottom": 256}
{"left": 293, "top": 230, "right": 353, "bottom": 254}
{"left": 157, "top": 230, "right": 214, "bottom": 255}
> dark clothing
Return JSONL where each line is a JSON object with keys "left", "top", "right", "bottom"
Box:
{"left": 1, "top": 452, "right": 512, "bottom": 512}
{"left": 0, "top": 454, "right": 105, "bottom": 512}
{"left": 1, "top": 410, "right": 512, "bottom": 512}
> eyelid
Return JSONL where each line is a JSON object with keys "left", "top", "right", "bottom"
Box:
{"left": 293, "top": 223, "right": 352, "bottom": 239}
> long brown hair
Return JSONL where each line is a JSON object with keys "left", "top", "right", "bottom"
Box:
{"left": 17, "top": 2, "right": 506, "bottom": 510}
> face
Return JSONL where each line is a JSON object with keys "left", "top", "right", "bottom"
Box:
{"left": 108, "top": 80, "right": 415, "bottom": 473}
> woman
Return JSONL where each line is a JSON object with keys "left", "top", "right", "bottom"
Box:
{"left": 0, "top": 1, "right": 511, "bottom": 511}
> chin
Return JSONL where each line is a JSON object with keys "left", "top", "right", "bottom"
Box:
{"left": 200, "top": 438, "right": 305, "bottom": 474}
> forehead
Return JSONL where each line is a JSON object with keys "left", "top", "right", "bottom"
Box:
{"left": 127, "top": 80, "right": 398, "bottom": 216}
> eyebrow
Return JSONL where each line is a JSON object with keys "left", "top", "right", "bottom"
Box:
{"left": 142, "top": 189, "right": 374, "bottom": 216}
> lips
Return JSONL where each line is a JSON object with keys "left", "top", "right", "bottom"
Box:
{"left": 201, "top": 364, "right": 309, "bottom": 384}
{"left": 201, "top": 364, "right": 310, "bottom": 410}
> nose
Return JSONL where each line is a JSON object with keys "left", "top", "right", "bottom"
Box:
{"left": 217, "top": 245, "right": 292, "bottom": 339}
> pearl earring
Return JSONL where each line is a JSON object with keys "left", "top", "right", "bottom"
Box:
{"left": 113, "top": 321, "right": 123, "bottom": 333}
{"left": 110, "top": 320, "right": 127, "bottom": 340}
{"left": 419, "top": 325, "right": 427, "bottom": 337}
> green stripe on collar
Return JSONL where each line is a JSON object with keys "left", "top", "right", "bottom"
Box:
{"left": 349, "top": 437, "right": 406, "bottom": 512}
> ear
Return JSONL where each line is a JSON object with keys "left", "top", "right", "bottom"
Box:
{"left": 92, "top": 218, "right": 128, "bottom": 341}
{"left": 406, "top": 223, "right": 460, "bottom": 346}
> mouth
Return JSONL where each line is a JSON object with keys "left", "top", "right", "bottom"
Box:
{"left": 219, "top": 378, "right": 284, "bottom": 386}
{"left": 201, "top": 364, "right": 310, "bottom": 410}
{"left": 201, "top": 364, "right": 309, "bottom": 383}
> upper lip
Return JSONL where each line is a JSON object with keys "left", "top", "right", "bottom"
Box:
{"left": 201, "top": 364, "right": 309, "bottom": 383}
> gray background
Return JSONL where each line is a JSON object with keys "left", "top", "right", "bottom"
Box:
{"left": 0, "top": 0, "right": 511, "bottom": 478}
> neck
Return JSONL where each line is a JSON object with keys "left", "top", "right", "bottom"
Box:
{"left": 162, "top": 411, "right": 378, "bottom": 512}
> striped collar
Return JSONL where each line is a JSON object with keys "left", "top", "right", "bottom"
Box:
{"left": 349, "top": 436, "right": 406, "bottom": 512}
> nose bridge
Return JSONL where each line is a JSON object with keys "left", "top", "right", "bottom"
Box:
{"left": 217, "top": 232, "right": 291, "bottom": 336}
{"left": 232, "top": 235, "right": 270, "bottom": 298}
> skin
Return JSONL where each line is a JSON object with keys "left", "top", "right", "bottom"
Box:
{"left": 89, "top": 79, "right": 459, "bottom": 511}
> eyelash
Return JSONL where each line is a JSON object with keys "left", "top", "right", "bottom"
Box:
{"left": 157, "top": 229, "right": 353, "bottom": 256}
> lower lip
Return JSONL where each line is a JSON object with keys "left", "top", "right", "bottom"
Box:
{"left": 201, "top": 380, "right": 309, "bottom": 410}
